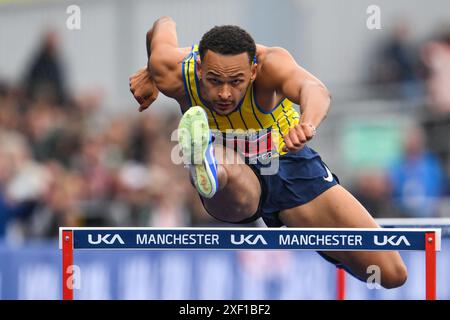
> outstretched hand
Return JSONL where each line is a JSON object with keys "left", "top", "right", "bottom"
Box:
{"left": 129, "top": 67, "right": 159, "bottom": 112}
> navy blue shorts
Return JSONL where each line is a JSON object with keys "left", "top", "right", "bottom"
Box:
{"left": 197, "top": 145, "right": 339, "bottom": 227}
{"left": 246, "top": 145, "right": 339, "bottom": 227}
{"left": 196, "top": 145, "right": 348, "bottom": 272}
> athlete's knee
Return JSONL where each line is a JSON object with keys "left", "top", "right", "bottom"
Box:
{"left": 380, "top": 259, "right": 408, "bottom": 289}
{"left": 204, "top": 183, "right": 259, "bottom": 222}
{"left": 231, "top": 173, "right": 260, "bottom": 214}
{"left": 234, "top": 192, "right": 259, "bottom": 216}
{"left": 206, "top": 205, "right": 255, "bottom": 224}
{"left": 208, "top": 192, "right": 258, "bottom": 221}
{"left": 342, "top": 252, "right": 407, "bottom": 289}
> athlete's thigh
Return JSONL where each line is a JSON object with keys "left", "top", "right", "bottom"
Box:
{"left": 203, "top": 145, "right": 261, "bottom": 222}
{"left": 279, "top": 184, "right": 378, "bottom": 228}
{"left": 214, "top": 144, "right": 260, "bottom": 192}
{"left": 278, "top": 185, "right": 405, "bottom": 279}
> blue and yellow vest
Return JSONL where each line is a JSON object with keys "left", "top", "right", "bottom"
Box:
{"left": 181, "top": 45, "right": 300, "bottom": 159}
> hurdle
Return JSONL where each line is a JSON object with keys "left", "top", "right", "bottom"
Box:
{"left": 335, "top": 218, "right": 450, "bottom": 300}
{"left": 59, "top": 227, "right": 441, "bottom": 300}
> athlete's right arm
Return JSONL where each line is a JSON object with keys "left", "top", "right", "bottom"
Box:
{"left": 129, "top": 16, "right": 189, "bottom": 111}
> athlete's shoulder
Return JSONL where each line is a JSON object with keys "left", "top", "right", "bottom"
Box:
{"left": 256, "top": 45, "right": 297, "bottom": 70}
{"left": 255, "top": 45, "right": 299, "bottom": 87}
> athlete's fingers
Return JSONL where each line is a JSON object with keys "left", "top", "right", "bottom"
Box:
{"left": 135, "top": 94, "right": 144, "bottom": 105}
{"left": 129, "top": 72, "right": 142, "bottom": 89}
{"left": 283, "top": 131, "right": 305, "bottom": 152}
{"left": 294, "top": 125, "right": 307, "bottom": 144}
{"left": 139, "top": 102, "right": 150, "bottom": 112}
{"left": 129, "top": 67, "right": 152, "bottom": 98}
{"left": 283, "top": 132, "right": 294, "bottom": 152}
{"left": 288, "top": 127, "right": 301, "bottom": 147}
{"left": 135, "top": 82, "right": 155, "bottom": 102}
{"left": 300, "top": 123, "right": 316, "bottom": 140}
{"left": 129, "top": 81, "right": 136, "bottom": 94}
{"left": 130, "top": 66, "right": 158, "bottom": 112}
{"left": 135, "top": 86, "right": 146, "bottom": 98}
{"left": 138, "top": 92, "right": 158, "bottom": 112}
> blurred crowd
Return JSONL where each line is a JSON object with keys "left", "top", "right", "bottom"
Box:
{"left": 357, "top": 22, "right": 450, "bottom": 218}
{"left": 370, "top": 21, "right": 450, "bottom": 110}
{"left": 1, "top": 25, "right": 450, "bottom": 242}
{"left": 0, "top": 85, "right": 224, "bottom": 241}
{"left": 0, "top": 32, "right": 221, "bottom": 242}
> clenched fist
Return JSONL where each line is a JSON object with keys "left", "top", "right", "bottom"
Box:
{"left": 129, "top": 67, "right": 159, "bottom": 112}
{"left": 282, "top": 123, "right": 316, "bottom": 153}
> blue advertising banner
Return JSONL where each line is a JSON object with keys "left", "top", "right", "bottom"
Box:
{"left": 1, "top": 240, "right": 450, "bottom": 300}
{"left": 65, "top": 228, "right": 441, "bottom": 251}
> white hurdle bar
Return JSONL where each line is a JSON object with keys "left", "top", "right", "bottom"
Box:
{"left": 59, "top": 227, "right": 441, "bottom": 300}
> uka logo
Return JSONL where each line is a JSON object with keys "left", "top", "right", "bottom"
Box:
{"left": 231, "top": 234, "right": 268, "bottom": 245}
{"left": 88, "top": 234, "right": 125, "bottom": 245}
{"left": 374, "top": 235, "right": 411, "bottom": 246}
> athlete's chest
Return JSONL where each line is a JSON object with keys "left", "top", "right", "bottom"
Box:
{"left": 251, "top": 81, "right": 285, "bottom": 113}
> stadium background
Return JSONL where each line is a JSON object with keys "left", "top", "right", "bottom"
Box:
{"left": 1, "top": 0, "right": 450, "bottom": 299}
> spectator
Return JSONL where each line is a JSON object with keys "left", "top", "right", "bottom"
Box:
{"left": 372, "top": 22, "right": 423, "bottom": 102}
{"left": 421, "top": 28, "right": 450, "bottom": 113}
{"left": 388, "top": 124, "right": 445, "bottom": 217}
{"left": 351, "top": 171, "right": 396, "bottom": 218}
{"left": 23, "top": 30, "right": 68, "bottom": 106}
{"left": 0, "top": 130, "right": 45, "bottom": 239}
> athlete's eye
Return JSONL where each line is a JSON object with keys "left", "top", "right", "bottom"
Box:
{"left": 208, "top": 78, "right": 221, "bottom": 85}
{"left": 231, "top": 79, "right": 242, "bottom": 85}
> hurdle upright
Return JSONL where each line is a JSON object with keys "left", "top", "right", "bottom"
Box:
{"left": 59, "top": 227, "right": 441, "bottom": 300}
{"left": 335, "top": 219, "right": 450, "bottom": 300}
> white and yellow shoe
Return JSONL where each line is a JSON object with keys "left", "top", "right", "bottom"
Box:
{"left": 178, "top": 106, "right": 218, "bottom": 198}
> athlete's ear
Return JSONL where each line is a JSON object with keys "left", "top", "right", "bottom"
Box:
{"left": 196, "top": 57, "right": 202, "bottom": 80}
{"left": 250, "top": 62, "right": 257, "bottom": 82}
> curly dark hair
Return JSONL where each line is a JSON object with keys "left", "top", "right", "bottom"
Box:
{"left": 198, "top": 25, "right": 256, "bottom": 64}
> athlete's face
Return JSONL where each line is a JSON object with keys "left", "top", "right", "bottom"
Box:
{"left": 197, "top": 50, "right": 256, "bottom": 115}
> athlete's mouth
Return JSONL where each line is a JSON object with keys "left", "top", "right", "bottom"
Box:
{"left": 215, "top": 101, "right": 234, "bottom": 110}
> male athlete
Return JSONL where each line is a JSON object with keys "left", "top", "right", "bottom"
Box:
{"left": 129, "top": 16, "right": 407, "bottom": 288}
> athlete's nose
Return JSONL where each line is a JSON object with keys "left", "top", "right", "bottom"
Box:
{"left": 218, "top": 84, "right": 232, "bottom": 100}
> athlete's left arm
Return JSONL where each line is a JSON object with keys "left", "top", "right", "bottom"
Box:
{"left": 264, "top": 47, "right": 331, "bottom": 152}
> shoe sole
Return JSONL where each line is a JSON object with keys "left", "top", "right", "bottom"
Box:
{"left": 178, "top": 106, "right": 217, "bottom": 198}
